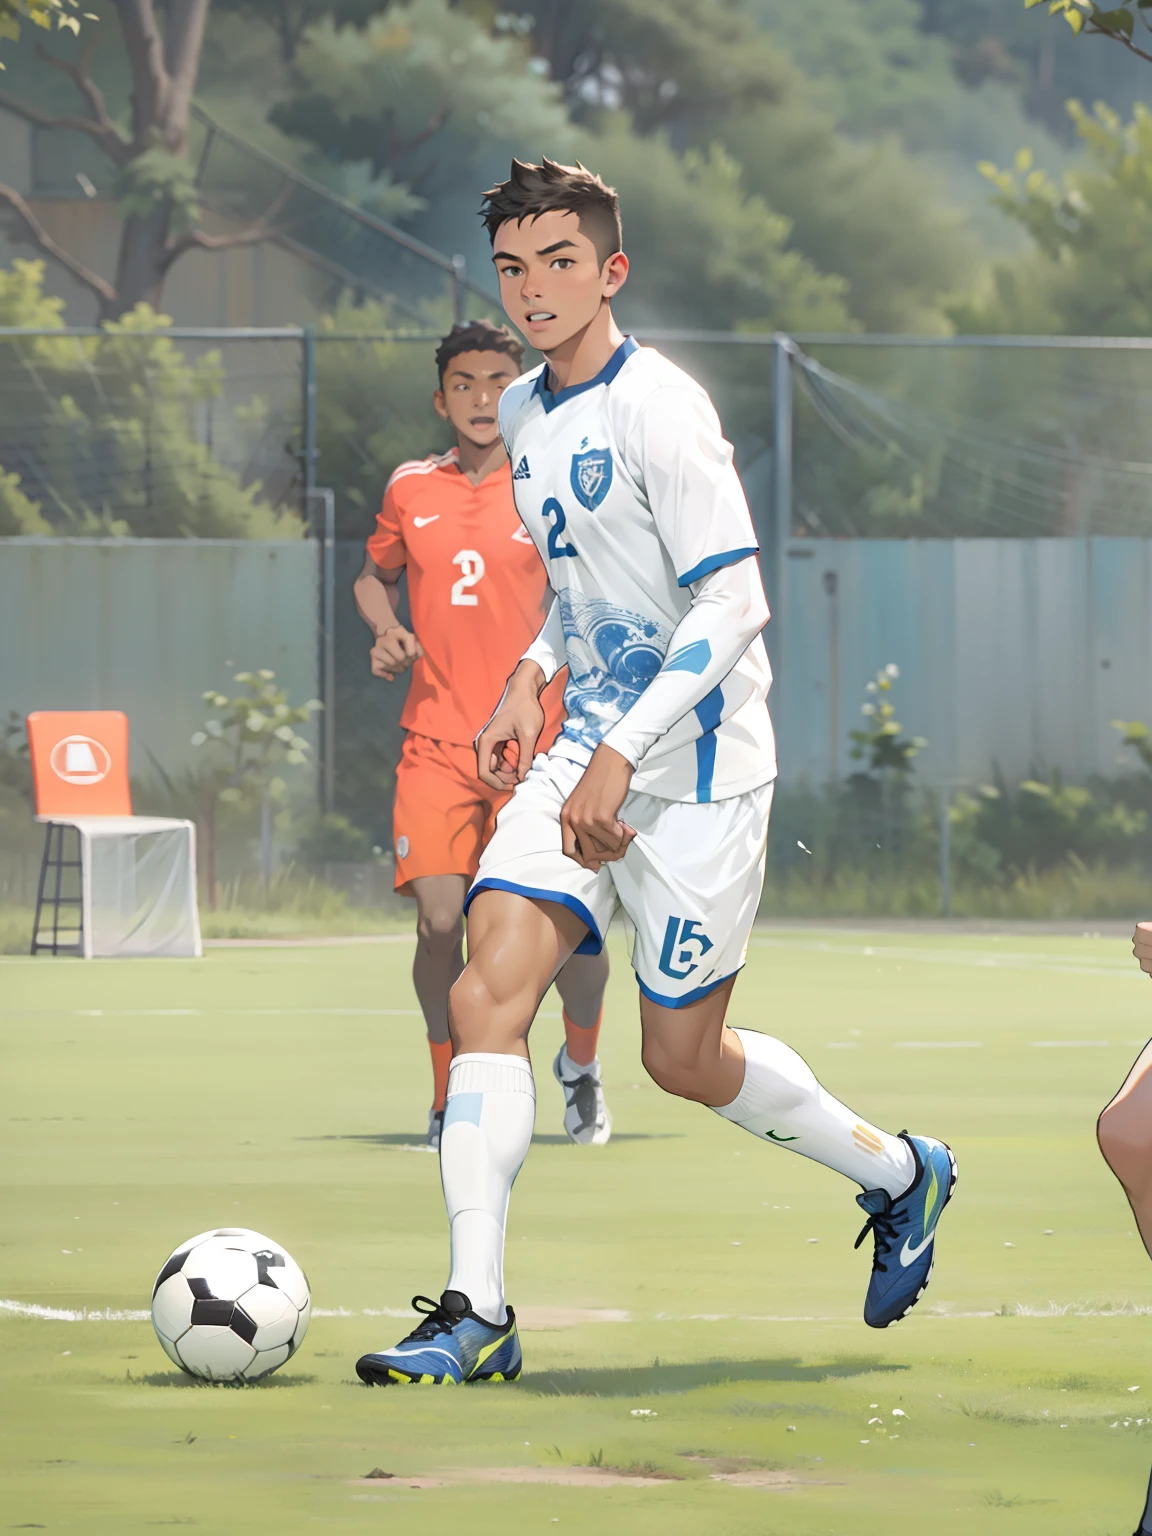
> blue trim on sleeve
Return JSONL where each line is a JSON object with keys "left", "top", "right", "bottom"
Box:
{"left": 665, "top": 638, "right": 711, "bottom": 675}
{"left": 464, "top": 877, "right": 604, "bottom": 956}
{"left": 534, "top": 336, "right": 638, "bottom": 414}
{"left": 636, "top": 966, "right": 742, "bottom": 1009}
{"left": 678, "top": 546, "right": 759, "bottom": 588}
{"left": 693, "top": 684, "right": 724, "bottom": 804}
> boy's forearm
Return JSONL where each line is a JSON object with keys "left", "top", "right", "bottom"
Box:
{"left": 601, "top": 556, "right": 768, "bottom": 768}
{"left": 353, "top": 570, "right": 401, "bottom": 637}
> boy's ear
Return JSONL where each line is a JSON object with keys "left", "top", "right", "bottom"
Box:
{"left": 432, "top": 387, "right": 449, "bottom": 421}
{"left": 602, "top": 250, "right": 629, "bottom": 298}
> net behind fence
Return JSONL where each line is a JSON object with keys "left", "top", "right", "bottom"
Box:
{"left": 794, "top": 338, "right": 1152, "bottom": 539}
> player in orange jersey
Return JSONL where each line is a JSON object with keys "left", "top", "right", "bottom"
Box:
{"left": 353, "top": 319, "right": 612, "bottom": 1148}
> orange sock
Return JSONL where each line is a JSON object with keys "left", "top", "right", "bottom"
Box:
{"left": 563, "top": 1008, "right": 602, "bottom": 1068}
{"left": 428, "top": 1039, "right": 453, "bottom": 1112}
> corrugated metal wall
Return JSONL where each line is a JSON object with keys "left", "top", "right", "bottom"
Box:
{"left": 776, "top": 537, "right": 1152, "bottom": 786}
{"left": 2, "top": 535, "right": 1150, "bottom": 796}
{"left": 0, "top": 539, "right": 319, "bottom": 783}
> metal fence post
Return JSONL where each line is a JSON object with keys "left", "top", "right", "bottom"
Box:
{"left": 452, "top": 255, "right": 466, "bottom": 323}
{"left": 940, "top": 784, "right": 952, "bottom": 918}
{"left": 306, "top": 487, "right": 337, "bottom": 817}
{"left": 302, "top": 323, "right": 318, "bottom": 507}
{"left": 771, "top": 334, "right": 794, "bottom": 683}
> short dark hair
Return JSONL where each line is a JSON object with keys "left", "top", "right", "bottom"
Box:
{"left": 434, "top": 320, "right": 524, "bottom": 386}
{"left": 480, "top": 157, "right": 622, "bottom": 268}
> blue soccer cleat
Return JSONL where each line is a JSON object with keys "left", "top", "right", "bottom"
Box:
{"left": 854, "top": 1132, "right": 957, "bottom": 1329}
{"left": 355, "top": 1290, "right": 522, "bottom": 1385}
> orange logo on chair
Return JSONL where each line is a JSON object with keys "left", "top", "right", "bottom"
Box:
{"left": 26, "top": 711, "right": 132, "bottom": 819}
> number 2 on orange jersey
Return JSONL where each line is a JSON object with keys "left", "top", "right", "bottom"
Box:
{"left": 450, "top": 549, "right": 485, "bottom": 606}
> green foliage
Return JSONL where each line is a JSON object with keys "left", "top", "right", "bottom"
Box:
{"left": 270, "top": 0, "right": 573, "bottom": 195}
{"left": 949, "top": 773, "right": 1147, "bottom": 878}
{"left": 594, "top": 124, "right": 853, "bottom": 334}
{"left": 0, "top": 0, "right": 95, "bottom": 67}
{"left": 0, "top": 468, "right": 50, "bottom": 535}
{"left": 515, "top": 0, "right": 789, "bottom": 135}
{"left": 961, "top": 103, "right": 1152, "bottom": 334}
{"left": 192, "top": 670, "right": 321, "bottom": 808}
{"left": 848, "top": 664, "right": 927, "bottom": 776}
{"left": 113, "top": 145, "right": 201, "bottom": 235}
{"left": 1114, "top": 717, "right": 1152, "bottom": 776}
{"left": 292, "top": 811, "right": 375, "bottom": 867}
{"left": 315, "top": 298, "right": 451, "bottom": 536}
{"left": 0, "top": 261, "right": 303, "bottom": 538}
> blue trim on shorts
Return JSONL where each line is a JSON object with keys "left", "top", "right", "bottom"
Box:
{"left": 464, "top": 877, "right": 604, "bottom": 956}
{"left": 693, "top": 684, "right": 724, "bottom": 803}
{"left": 636, "top": 966, "right": 742, "bottom": 1009}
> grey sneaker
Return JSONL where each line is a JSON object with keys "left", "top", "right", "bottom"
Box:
{"left": 427, "top": 1107, "right": 444, "bottom": 1150}
{"left": 552, "top": 1046, "right": 612, "bottom": 1145}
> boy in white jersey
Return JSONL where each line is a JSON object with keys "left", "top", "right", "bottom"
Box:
{"left": 355, "top": 159, "right": 957, "bottom": 1387}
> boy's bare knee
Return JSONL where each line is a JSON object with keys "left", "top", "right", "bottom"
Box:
{"left": 641, "top": 1040, "right": 707, "bottom": 1103}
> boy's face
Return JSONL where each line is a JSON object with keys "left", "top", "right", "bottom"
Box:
{"left": 491, "top": 208, "right": 627, "bottom": 353}
{"left": 433, "top": 348, "right": 519, "bottom": 448}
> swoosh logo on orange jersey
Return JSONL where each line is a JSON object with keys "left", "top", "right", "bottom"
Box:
{"left": 511, "top": 526, "right": 534, "bottom": 543}
{"left": 413, "top": 515, "right": 440, "bottom": 528}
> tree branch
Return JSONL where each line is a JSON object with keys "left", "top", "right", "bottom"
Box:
{"left": 1086, "top": 20, "right": 1152, "bottom": 66}
{"left": 162, "top": 185, "right": 290, "bottom": 272}
{"left": 113, "top": 0, "right": 168, "bottom": 144}
{"left": 162, "top": 0, "right": 211, "bottom": 129}
{"left": 0, "top": 180, "right": 117, "bottom": 304}
{"left": 35, "top": 37, "right": 130, "bottom": 160}
{"left": 0, "top": 88, "right": 131, "bottom": 165}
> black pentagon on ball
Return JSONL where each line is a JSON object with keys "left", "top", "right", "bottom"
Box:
{"left": 230, "top": 1305, "right": 258, "bottom": 1344}
{"left": 254, "top": 1250, "right": 285, "bottom": 1288}
{"left": 187, "top": 1276, "right": 214, "bottom": 1300}
{"left": 152, "top": 1249, "right": 190, "bottom": 1300}
{"left": 190, "top": 1297, "right": 235, "bottom": 1327}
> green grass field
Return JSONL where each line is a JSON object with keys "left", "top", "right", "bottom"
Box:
{"left": 4, "top": 926, "right": 1152, "bottom": 1534}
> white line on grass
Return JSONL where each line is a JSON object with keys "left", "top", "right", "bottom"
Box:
{"left": 750, "top": 937, "right": 1135, "bottom": 979}
{"left": 893, "top": 1041, "right": 983, "bottom": 1049}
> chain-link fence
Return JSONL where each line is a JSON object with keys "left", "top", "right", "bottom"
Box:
{"left": 4, "top": 324, "right": 1152, "bottom": 917}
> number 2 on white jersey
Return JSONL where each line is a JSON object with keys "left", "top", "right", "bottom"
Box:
{"left": 542, "top": 496, "right": 577, "bottom": 559}
{"left": 450, "top": 549, "right": 485, "bottom": 606}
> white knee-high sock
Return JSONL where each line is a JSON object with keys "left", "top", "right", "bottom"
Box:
{"left": 440, "top": 1052, "right": 535, "bottom": 1324}
{"left": 711, "top": 1029, "right": 915, "bottom": 1197}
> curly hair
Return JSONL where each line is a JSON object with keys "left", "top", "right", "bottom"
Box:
{"left": 434, "top": 319, "right": 524, "bottom": 386}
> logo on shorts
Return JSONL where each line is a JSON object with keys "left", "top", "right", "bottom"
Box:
{"left": 570, "top": 447, "right": 613, "bottom": 511}
{"left": 396, "top": 835, "right": 410, "bottom": 859}
{"left": 657, "top": 916, "right": 714, "bottom": 981}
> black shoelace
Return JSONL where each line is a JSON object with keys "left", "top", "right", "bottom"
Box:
{"left": 399, "top": 1295, "right": 461, "bottom": 1344}
{"left": 564, "top": 1072, "right": 599, "bottom": 1132}
{"left": 854, "top": 1209, "right": 898, "bottom": 1274}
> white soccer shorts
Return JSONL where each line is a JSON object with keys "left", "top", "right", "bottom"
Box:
{"left": 465, "top": 751, "right": 774, "bottom": 1007}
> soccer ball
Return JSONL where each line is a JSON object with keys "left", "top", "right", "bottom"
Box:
{"left": 150, "top": 1227, "right": 310, "bottom": 1382}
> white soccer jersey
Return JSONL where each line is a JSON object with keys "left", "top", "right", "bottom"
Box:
{"left": 499, "top": 337, "right": 777, "bottom": 803}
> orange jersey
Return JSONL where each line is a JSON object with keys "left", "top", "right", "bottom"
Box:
{"left": 366, "top": 448, "right": 565, "bottom": 747}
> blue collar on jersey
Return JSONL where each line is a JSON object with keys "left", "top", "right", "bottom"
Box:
{"left": 532, "top": 335, "right": 639, "bottom": 414}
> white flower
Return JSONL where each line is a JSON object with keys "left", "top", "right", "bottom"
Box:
{"left": 190, "top": 731, "right": 207, "bottom": 747}
{"left": 866, "top": 680, "right": 878, "bottom": 693}
{"left": 861, "top": 703, "right": 876, "bottom": 716}
{"left": 885, "top": 663, "right": 900, "bottom": 678}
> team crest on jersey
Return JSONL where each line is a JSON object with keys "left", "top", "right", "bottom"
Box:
{"left": 570, "top": 447, "right": 613, "bottom": 511}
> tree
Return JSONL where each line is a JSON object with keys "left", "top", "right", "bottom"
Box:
{"left": 958, "top": 103, "right": 1152, "bottom": 335}
{"left": 513, "top": 0, "right": 788, "bottom": 136}
{"left": 0, "top": 0, "right": 285, "bottom": 319}
{"left": 210, "top": 0, "right": 384, "bottom": 64}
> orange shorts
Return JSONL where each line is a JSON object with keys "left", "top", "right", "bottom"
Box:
{"left": 392, "top": 732, "right": 510, "bottom": 895}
